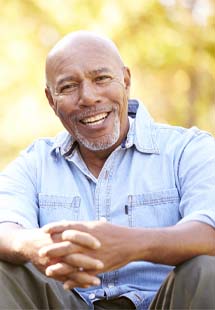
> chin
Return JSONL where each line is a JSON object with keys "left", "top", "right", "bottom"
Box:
{"left": 78, "top": 131, "right": 120, "bottom": 152}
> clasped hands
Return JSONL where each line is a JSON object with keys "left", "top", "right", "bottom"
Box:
{"left": 38, "top": 220, "right": 132, "bottom": 290}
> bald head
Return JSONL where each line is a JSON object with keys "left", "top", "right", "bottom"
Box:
{"left": 45, "top": 31, "right": 124, "bottom": 88}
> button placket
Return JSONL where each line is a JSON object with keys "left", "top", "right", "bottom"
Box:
{"left": 94, "top": 152, "right": 116, "bottom": 221}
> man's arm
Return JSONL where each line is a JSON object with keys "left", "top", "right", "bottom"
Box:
{"left": 132, "top": 220, "right": 215, "bottom": 265}
{"left": 0, "top": 223, "right": 29, "bottom": 264}
{"left": 40, "top": 220, "right": 215, "bottom": 289}
{"left": 0, "top": 222, "right": 104, "bottom": 288}
{"left": 0, "top": 222, "right": 61, "bottom": 267}
{"left": 0, "top": 143, "right": 104, "bottom": 288}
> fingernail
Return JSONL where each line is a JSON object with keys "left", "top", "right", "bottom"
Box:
{"left": 94, "top": 241, "right": 101, "bottom": 249}
{"left": 63, "top": 283, "right": 70, "bottom": 290}
{"left": 92, "top": 278, "right": 100, "bottom": 286}
{"left": 38, "top": 249, "right": 47, "bottom": 257}
{"left": 45, "top": 268, "right": 52, "bottom": 276}
{"left": 96, "top": 261, "right": 104, "bottom": 269}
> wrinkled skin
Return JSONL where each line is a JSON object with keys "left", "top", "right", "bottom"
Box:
{"left": 45, "top": 31, "right": 131, "bottom": 177}
{"left": 9, "top": 223, "right": 103, "bottom": 288}
{"left": 40, "top": 221, "right": 134, "bottom": 289}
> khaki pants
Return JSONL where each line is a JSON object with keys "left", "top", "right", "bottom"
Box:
{"left": 150, "top": 255, "right": 215, "bottom": 309}
{"left": 0, "top": 255, "right": 215, "bottom": 309}
{"left": 0, "top": 261, "right": 88, "bottom": 309}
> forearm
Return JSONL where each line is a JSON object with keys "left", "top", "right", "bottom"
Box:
{"left": 0, "top": 223, "right": 28, "bottom": 264}
{"left": 43, "top": 220, "right": 215, "bottom": 274}
{"left": 131, "top": 221, "right": 215, "bottom": 265}
{"left": 0, "top": 223, "right": 56, "bottom": 266}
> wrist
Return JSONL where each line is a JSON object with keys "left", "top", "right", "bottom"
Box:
{"left": 119, "top": 227, "right": 147, "bottom": 263}
{"left": 12, "top": 229, "right": 30, "bottom": 263}
{"left": 126, "top": 227, "right": 151, "bottom": 262}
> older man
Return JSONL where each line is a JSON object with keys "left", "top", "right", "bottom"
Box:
{"left": 0, "top": 31, "right": 215, "bottom": 310}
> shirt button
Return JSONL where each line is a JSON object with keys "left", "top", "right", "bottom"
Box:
{"left": 108, "top": 283, "right": 114, "bottom": 288}
{"left": 125, "top": 142, "right": 132, "bottom": 148}
{"left": 89, "top": 293, "right": 96, "bottom": 300}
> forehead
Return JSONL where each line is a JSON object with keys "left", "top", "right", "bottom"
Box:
{"left": 49, "top": 41, "right": 122, "bottom": 83}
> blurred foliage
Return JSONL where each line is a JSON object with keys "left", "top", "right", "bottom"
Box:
{"left": 0, "top": 0, "right": 214, "bottom": 169}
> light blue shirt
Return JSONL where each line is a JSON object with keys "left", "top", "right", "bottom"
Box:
{"left": 0, "top": 100, "right": 215, "bottom": 309}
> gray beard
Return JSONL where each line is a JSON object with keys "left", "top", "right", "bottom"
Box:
{"left": 74, "top": 112, "right": 120, "bottom": 151}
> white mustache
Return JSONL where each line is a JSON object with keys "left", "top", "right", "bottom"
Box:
{"left": 71, "top": 103, "right": 118, "bottom": 121}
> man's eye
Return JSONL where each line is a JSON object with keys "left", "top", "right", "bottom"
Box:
{"left": 61, "top": 83, "right": 78, "bottom": 93}
{"left": 95, "top": 76, "right": 112, "bottom": 83}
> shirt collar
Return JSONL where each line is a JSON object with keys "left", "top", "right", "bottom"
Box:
{"left": 50, "top": 131, "right": 75, "bottom": 157}
{"left": 126, "top": 100, "right": 160, "bottom": 154}
{"left": 51, "top": 99, "right": 160, "bottom": 158}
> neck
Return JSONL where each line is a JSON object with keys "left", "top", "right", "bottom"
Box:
{"left": 78, "top": 144, "right": 116, "bottom": 178}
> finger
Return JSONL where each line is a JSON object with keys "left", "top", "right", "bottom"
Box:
{"left": 62, "top": 230, "right": 101, "bottom": 249}
{"left": 39, "top": 241, "right": 75, "bottom": 258}
{"left": 51, "top": 232, "right": 63, "bottom": 242}
{"left": 45, "top": 262, "right": 76, "bottom": 277}
{"left": 63, "top": 280, "right": 90, "bottom": 290}
{"left": 63, "top": 272, "right": 101, "bottom": 289}
{"left": 42, "top": 221, "right": 76, "bottom": 234}
{"left": 63, "top": 253, "right": 104, "bottom": 270}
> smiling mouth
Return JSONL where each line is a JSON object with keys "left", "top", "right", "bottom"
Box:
{"left": 80, "top": 112, "right": 109, "bottom": 126}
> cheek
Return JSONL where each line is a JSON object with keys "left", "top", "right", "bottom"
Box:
{"left": 55, "top": 100, "right": 76, "bottom": 120}
{"left": 110, "top": 87, "right": 128, "bottom": 116}
{"left": 108, "top": 93, "right": 128, "bottom": 126}
{"left": 106, "top": 83, "right": 128, "bottom": 107}
{"left": 57, "top": 109, "right": 77, "bottom": 136}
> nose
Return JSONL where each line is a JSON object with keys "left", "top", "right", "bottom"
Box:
{"left": 78, "top": 80, "right": 100, "bottom": 107}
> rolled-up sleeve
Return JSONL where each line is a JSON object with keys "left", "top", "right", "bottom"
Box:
{"left": 177, "top": 130, "right": 215, "bottom": 227}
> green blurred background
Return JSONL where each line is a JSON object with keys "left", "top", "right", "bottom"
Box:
{"left": 1, "top": 0, "right": 214, "bottom": 169}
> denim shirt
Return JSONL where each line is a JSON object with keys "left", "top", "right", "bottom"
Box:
{"left": 0, "top": 100, "right": 215, "bottom": 309}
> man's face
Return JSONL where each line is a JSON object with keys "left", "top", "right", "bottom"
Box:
{"left": 46, "top": 42, "right": 130, "bottom": 152}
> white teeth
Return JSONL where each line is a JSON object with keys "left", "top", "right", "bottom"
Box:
{"left": 81, "top": 113, "right": 108, "bottom": 125}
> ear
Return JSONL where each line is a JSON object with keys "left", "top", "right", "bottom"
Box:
{"left": 45, "top": 86, "right": 57, "bottom": 114}
{"left": 123, "top": 66, "right": 131, "bottom": 97}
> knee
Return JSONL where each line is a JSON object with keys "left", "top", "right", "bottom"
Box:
{"left": 175, "top": 255, "right": 215, "bottom": 287}
{"left": 0, "top": 260, "right": 34, "bottom": 283}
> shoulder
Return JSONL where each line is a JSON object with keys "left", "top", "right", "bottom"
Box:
{"left": 23, "top": 137, "right": 55, "bottom": 154}
{"left": 3, "top": 132, "right": 69, "bottom": 173}
{"left": 132, "top": 100, "right": 214, "bottom": 155}
{"left": 154, "top": 122, "right": 214, "bottom": 153}
{"left": 21, "top": 131, "right": 69, "bottom": 157}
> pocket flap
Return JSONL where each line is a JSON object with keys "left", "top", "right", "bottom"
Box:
{"left": 128, "top": 188, "right": 179, "bottom": 207}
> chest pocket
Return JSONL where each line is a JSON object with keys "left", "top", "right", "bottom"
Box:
{"left": 126, "top": 188, "right": 180, "bottom": 228}
{"left": 38, "top": 194, "right": 81, "bottom": 227}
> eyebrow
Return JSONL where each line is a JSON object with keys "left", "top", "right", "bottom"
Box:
{"left": 89, "top": 67, "right": 112, "bottom": 75}
{"left": 57, "top": 67, "right": 112, "bottom": 87}
{"left": 57, "top": 76, "right": 76, "bottom": 87}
